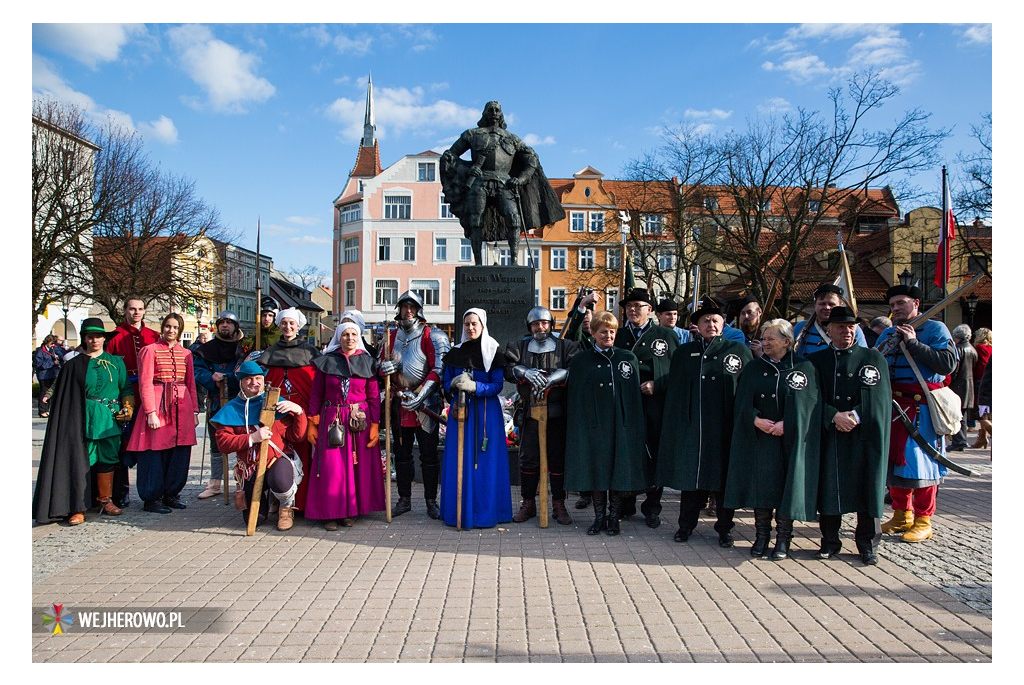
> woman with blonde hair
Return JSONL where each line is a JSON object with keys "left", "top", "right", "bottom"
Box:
{"left": 725, "top": 318, "right": 821, "bottom": 560}
{"left": 564, "top": 311, "right": 649, "bottom": 536}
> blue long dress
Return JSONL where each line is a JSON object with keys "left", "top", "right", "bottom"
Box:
{"left": 439, "top": 363, "right": 513, "bottom": 528}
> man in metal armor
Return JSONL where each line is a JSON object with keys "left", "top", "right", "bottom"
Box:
{"left": 503, "top": 306, "right": 580, "bottom": 525}
{"left": 378, "top": 291, "right": 451, "bottom": 519}
{"left": 440, "top": 101, "right": 564, "bottom": 265}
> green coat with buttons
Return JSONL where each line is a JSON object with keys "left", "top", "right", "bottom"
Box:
{"left": 724, "top": 352, "right": 821, "bottom": 521}
{"left": 564, "top": 346, "right": 651, "bottom": 492}
{"left": 809, "top": 345, "right": 891, "bottom": 517}
{"left": 656, "top": 337, "right": 752, "bottom": 492}
{"left": 614, "top": 322, "right": 678, "bottom": 458}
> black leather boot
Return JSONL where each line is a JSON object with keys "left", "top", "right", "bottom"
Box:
{"left": 751, "top": 508, "right": 773, "bottom": 557}
{"left": 606, "top": 492, "right": 621, "bottom": 536}
{"left": 391, "top": 496, "right": 412, "bottom": 517}
{"left": 817, "top": 514, "right": 842, "bottom": 559}
{"left": 771, "top": 515, "right": 795, "bottom": 561}
{"left": 574, "top": 492, "right": 592, "bottom": 510}
{"left": 587, "top": 491, "right": 607, "bottom": 535}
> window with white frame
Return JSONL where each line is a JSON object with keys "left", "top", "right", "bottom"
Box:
{"left": 579, "top": 247, "right": 596, "bottom": 270}
{"left": 550, "top": 288, "right": 567, "bottom": 310}
{"left": 434, "top": 237, "right": 448, "bottom": 262}
{"left": 417, "top": 162, "right": 436, "bottom": 182}
{"left": 528, "top": 247, "right": 541, "bottom": 270}
{"left": 460, "top": 239, "right": 473, "bottom": 262}
{"left": 703, "top": 197, "right": 719, "bottom": 211}
{"left": 760, "top": 199, "right": 772, "bottom": 212}
{"left": 642, "top": 214, "right": 664, "bottom": 235}
{"left": 345, "top": 280, "right": 356, "bottom": 307}
{"left": 607, "top": 247, "right": 621, "bottom": 270}
{"left": 551, "top": 248, "right": 567, "bottom": 271}
{"left": 343, "top": 238, "right": 359, "bottom": 264}
{"left": 534, "top": 289, "right": 540, "bottom": 306}
{"left": 411, "top": 279, "right": 440, "bottom": 306}
{"left": 570, "top": 211, "right": 586, "bottom": 232}
{"left": 450, "top": 280, "right": 456, "bottom": 310}
{"left": 808, "top": 200, "right": 821, "bottom": 213}
{"left": 498, "top": 248, "right": 513, "bottom": 266}
{"left": 658, "top": 249, "right": 675, "bottom": 271}
{"left": 384, "top": 194, "right": 411, "bottom": 220}
{"left": 378, "top": 236, "right": 391, "bottom": 261}
{"left": 375, "top": 279, "right": 398, "bottom": 306}
{"left": 606, "top": 288, "right": 619, "bottom": 311}
{"left": 440, "top": 196, "right": 455, "bottom": 219}
{"left": 403, "top": 237, "right": 416, "bottom": 261}
{"left": 339, "top": 204, "right": 362, "bottom": 224}
{"left": 589, "top": 211, "right": 605, "bottom": 232}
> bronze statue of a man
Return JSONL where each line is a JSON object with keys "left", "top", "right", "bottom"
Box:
{"left": 441, "top": 101, "right": 565, "bottom": 265}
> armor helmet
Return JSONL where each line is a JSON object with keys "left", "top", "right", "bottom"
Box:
{"left": 395, "top": 290, "right": 425, "bottom": 323}
{"left": 260, "top": 296, "right": 280, "bottom": 313}
{"left": 216, "top": 310, "right": 240, "bottom": 326}
{"left": 526, "top": 306, "right": 554, "bottom": 341}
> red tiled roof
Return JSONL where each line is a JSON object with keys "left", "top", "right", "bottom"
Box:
{"left": 351, "top": 142, "right": 382, "bottom": 178}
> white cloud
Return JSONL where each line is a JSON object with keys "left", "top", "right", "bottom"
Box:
{"left": 958, "top": 24, "right": 992, "bottom": 45}
{"left": 33, "top": 23, "right": 146, "bottom": 68}
{"left": 333, "top": 32, "right": 373, "bottom": 56}
{"left": 684, "top": 108, "right": 732, "bottom": 121}
{"left": 523, "top": 133, "right": 556, "bottom": 147}
{"left": 168, "top": 24, "right": 275, "bottom": 114}
{"left": 285, "top": 216, "right": 320, "bottom": 226}
{"left": 264, "top": 223, "right": 297, "bottom": 236}
{"left": 757, "top": 97, "right": 792, "bottom": 115}
{"left": 326, "top": 84, "right": 478, "bottom": 141}
{"left": 33, "top": 55, "right": 179, "bottom": 145}
{"left": 758, "top": 24, "right": 920, "bottom": 87}
{"left": 289, "top": 235, "right": 331, "bottom": 245}
{"left": 137, "top": 115, "right": 179, "bottom": 145}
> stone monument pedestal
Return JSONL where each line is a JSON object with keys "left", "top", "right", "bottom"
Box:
{"left": 453, "top": 265, "right": 535, "bottom": 486}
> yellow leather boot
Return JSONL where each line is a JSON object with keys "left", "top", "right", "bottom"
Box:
{"left": 881, "top": 509, "right": 914, "bottom": 534}
{"left": 902, "top": 516, "right": 933, "bottom": 542}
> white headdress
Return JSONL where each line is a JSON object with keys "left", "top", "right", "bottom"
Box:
{"left": 459, "top": 307, "right": 499, "bottom": 372}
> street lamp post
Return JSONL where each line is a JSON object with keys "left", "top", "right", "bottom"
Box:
{"left": 899, "top": 268, "right": 914, "bottom": 288}
{"left": 60, "top": 290, "right": 73, "bottom": 346}
{"left": 961, "top": 292, "right": 979, "bottom": 328}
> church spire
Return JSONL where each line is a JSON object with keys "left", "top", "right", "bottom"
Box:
{"left": 361, "top": 72, "right": 376, "bottom": 148}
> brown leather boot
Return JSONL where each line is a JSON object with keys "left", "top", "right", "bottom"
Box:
{"left": 512, "top": 498, "right": 537, "bottom": 523}
{"left": 552, "top": 499, "right": 573, "bottom": 525}
{"left": 881, "top": 508, "right": 913, "bottom": 534}
{"left": 96, "top": 472, "right": 122, "bottom": 516}
{"left": 68, "top": 512, "right": 86, "bottom": 525}
{"left": 277, "top": 506, "right": 294, "bottom": 531}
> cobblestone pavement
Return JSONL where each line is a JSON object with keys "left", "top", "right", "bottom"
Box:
{"left": 30, "top": 414, "right": 993, "bottom": 663}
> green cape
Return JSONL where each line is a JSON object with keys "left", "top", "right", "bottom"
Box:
{"left": 809, "top": 345, "right": 891, "bottom": 517}
{"left": 656, "top": 337, "right": 752, "bottom": 491}
{"left": 724, "top": 352, "right": 821, "bottom": 521}
{"left": 564, "top": 346, "right": 650, "bottom": 492}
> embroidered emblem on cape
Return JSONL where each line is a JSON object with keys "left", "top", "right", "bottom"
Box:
{"left": 786, "top": 370, "right": 809, "bottom": 391}
{"left": 618, "top": 361, "right": 633, "bottom": 379}
{"left": 859, "top": 365, "right": 881, "bottom": 386}
{"left": 722, "top": 354, "right": 743, "bottom": 374}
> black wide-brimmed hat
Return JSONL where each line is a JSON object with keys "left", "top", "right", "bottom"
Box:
{"left": 813, "top": 283, "right": 845, "bottom": 300}
{"left": 824, "top": 306, "right": 858, "bottom": 325}
{"left": 690, "top": 299, "right": 724, "bottom": 325}
{"left": 620, "top": 288, "right": 654, "bottom": 308}
{"left": 80, "top": 317, "right": 115, "bottom": 339}
{"left": 655, "top": 298, "right": 678, "bottom": 314}
{"left": 886, "top": 284, "right": 924, "bottom": 301}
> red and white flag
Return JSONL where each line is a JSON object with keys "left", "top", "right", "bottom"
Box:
{"left": 935, "top": 167, "right": 956, "bottom": 289}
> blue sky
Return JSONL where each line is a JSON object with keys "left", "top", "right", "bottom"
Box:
{"left": 27, "top": 17, "right": 994, "bottom": 281}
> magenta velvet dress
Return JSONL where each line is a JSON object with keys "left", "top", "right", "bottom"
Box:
{"left": 306, "top": 350, "right": 384, "bottom": 519}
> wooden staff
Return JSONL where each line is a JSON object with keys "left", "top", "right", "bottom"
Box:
{"left": 382, "top": 321, "right": 393, "bottom": 523}
{"left": 456, "top": 389, "right": 467, "bottom": 530}
{"left": 246, "top": 385, "right": 281, "bottom": 535}
{"left": 530, "top": 391, "right": 549, "bottom": 528}
{"left": 219, "top": 376, "right": 230, "bottom": 505}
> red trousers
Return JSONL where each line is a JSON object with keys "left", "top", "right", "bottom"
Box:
{"left": 889, "top": 485, "right": 937, "bottom": 517}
